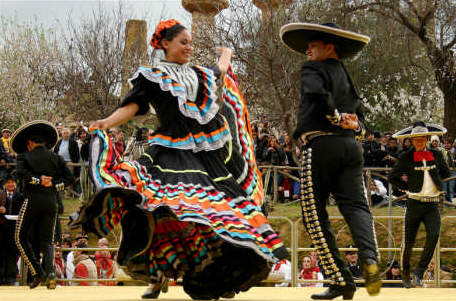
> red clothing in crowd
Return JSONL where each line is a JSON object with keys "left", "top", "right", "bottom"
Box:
{"left": 54, "top": 257, "right": 66, "bottom": 286}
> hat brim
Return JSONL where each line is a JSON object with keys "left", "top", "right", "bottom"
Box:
{"left": 280, "top": 23, "right": 370, "bottom": 59}
{"left": 392, "top": 123, "right": 447, "bottom": 139}
{"left": 10, "top": 120, "right": 59, "bottom": 154}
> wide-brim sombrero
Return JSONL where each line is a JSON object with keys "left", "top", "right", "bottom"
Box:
{"left": 2, "top": 128, "right": 12, "bottom": 134}
{"left": 392, "top": 122, "right": 447, "bottom": 139}
{"left": 10, "top": 120, "right": 59, "bottom": 154}
{"left": 280, "top": 22, "right": 370, "bottom": 59}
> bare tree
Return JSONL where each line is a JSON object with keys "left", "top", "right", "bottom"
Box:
{"left": 0, "top": 15, "right": 62, "bottom": 127}
{"left": 344, "top": 0, "right": 456, "bottom": 139}
{"left": 57, "top": 2, "right": 134, "bottom": 121}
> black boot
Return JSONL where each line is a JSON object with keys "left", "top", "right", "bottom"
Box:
{"left": 311, "top": 285, "right": 355, "bottom": 300}
{"left": 29, "top": 275, "right": 44, "bottom": 289}
{"left": 141, "top": 278, "right": 169, "bottom": 299}
{"left": 362, "top": 258, "right": 382, "bottom": 296}
{"left": 402, "top": 270, "right": 412, "bottom": 289}
{"left": 46, "top": 273, "right": 56, "bottom": 290}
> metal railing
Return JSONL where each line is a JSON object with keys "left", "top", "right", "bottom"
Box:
{"left": 14, "top": 165, "right": 456, "bottom": 287}
{"left": 21, "top": 215, "right": 453, "bottom": 287}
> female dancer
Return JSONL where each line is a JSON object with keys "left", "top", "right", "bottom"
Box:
{"left": 72, "top": 19, "right": 287, "bottom": 300}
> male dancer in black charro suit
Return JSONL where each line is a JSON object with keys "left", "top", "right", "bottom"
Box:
{"left": 388, "top": 121, "right": 451, "bottom": 288}
{"left": 11, "top": 121, "right": 75, "bottom": 289}
{"left": 280, "top": 22, "right": 381, "bottom": 300}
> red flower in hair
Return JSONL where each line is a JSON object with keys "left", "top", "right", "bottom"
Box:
{"left": 150, "top": 19, "right": 182, "bottom": 50}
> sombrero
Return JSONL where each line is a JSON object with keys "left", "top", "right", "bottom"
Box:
{"left": 392, "top": 121, "right": 447, "bottom": 139}
{"left": 280, "top": 22, "right": 370, "bottom": 59}
{"left": 2, "top": 129, "right": 12, "bottom": 134}
{"left": 10, "top": 120, "right": 59, "bottom": 154}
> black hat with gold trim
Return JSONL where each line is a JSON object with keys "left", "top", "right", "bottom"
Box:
{"left": 280, "top": 22, "right": 370, "bottom": 59}
{"left": 10, "top": 120, "right": 59, "bottom": 154}
{"left": 392, "top": 121, "right": 446, "bottom": 139}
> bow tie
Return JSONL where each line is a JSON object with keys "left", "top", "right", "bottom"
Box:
{"left": 413, "top": 150, "right": 434, "bottom": 162}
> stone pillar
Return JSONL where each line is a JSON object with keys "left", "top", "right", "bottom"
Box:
{"left": 122, "top": 20, "right": 148, "bottom": 97}
{"left": 182, "top": 0, "right": 229, "bottom": 65}
{"left": 253, "top": 0, "right": 292, "bottom": 17}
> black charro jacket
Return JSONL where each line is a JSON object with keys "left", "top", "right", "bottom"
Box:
{"left": 16, "top": 145, "right": 75, "bottom": 195}
{"left": 293, "top": 58, "right": 366, "bottom": 139}
{"left": 388, "top": 147, "right": 451, "bottom": 193}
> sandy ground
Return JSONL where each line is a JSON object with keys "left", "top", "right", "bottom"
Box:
{"left": 0, "top": 286, "right": 454, "bottom": 301}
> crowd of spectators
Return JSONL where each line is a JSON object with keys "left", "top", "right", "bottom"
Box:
{"left": 268, "top": 244, "right": 454, "bottom": 288}
{"left": 252, "top": 123, "right": 456, "bottom": 207}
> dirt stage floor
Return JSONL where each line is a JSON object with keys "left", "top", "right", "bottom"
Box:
{"left": 0, "top": 286, "right": 454, "bottom": 301}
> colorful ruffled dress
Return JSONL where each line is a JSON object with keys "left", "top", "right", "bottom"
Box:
{"left": 73, "top": 61, "right": 288, "bottom": 299}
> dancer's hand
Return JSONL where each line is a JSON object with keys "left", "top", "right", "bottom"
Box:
{"left": 340, "top": 113, "right": 359, "bottom": 130}
{"left": 41, "top": 175, "right": 53, "bottom": 187}
{"left": 217, "top": 46, "right": 233, "bottom": 79}
{"left": 89, "top": 119, "right": 109, "bottom": 131}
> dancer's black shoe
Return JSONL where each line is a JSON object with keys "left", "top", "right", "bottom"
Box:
{"left": 311, "top": 286, "right": 355, "bottom": 300}
{"left": 46, "top": 273, "right": 56, "bottom": 290}
{"left": 29, "top": 276, "right": 44, "bottom": 289}
{"left": 362, "top": 258, "right": 382, "bottom": 296}
{"left": 402, "top": 271, "right": 412, "bottom": 288}
{"left": 141, "top": 277, "right": 169, "bottom": 299}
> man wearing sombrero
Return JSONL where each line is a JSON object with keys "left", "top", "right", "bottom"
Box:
{"left": 388, "top": 121, "right": 451, "bottom": 288}
{"left": 280, "top": 22, "right": 381, "bottom": 299}
{"left": 11, "top": 121, "right": 75, "bottom": 289}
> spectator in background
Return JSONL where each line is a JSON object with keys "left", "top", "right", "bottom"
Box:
{"left": 95, "top": 245, "right": 117, "bottom": 286}
{"left": 54, "top": 242, "right": 66, "bottom": 286}
{"left": 115, "top": 130, "right": 126, "bottom": 157}
{"left": 262, "top": 135, "right": 285, "bottom": 196}
{"left": 369, "top": 179, "right": 389, "bottom": 207}
{"left": 66, "top": 234, "right": 88, "bottom": 284}
{"left": 363, "top": 131, "right": 386, "bottom": 167}
{"left": 262, "top": 135, "right": 284, "bottom": 166}
{"left": 383, "top": 259, "right": 402, "bottom": 288}
{"left": 443, "top": 139, "right": 456, "bottom": 204}
{"left": 107, "top": 128, "right": 118, "bottom": 142}
{"left": 76, "top": 126, "right": 91, "bottom": 163}
{"left": 400, "top": 137, "right": 413, "bottom": 155}
{"left": 54, "top": 127, "right": 80, "bottom": 182}
{"left": 277, "top": 166, "right": 299, "bottom": 203}
{"left": 2, "top": 129, "right": 13, "bottom": 155}
{"left": 423, "top": 258, "right": 453, "bottom": 288}
{"left": 429, "top": 135, "right": 443, "bottom": 151}
{"left": 271, "top": 258, "right": 292, "bottom": 287}
{"left": 55, "top": 122, "right": 64, "bottom": 138}
{"left": 0, "top": 143, "right": 9, "bottom": 180}
{"left": 344, "top": 244, "right": 363, "bottom": 281}
{"left": 61, "top": 237, "right": 72, "bottom": 265}
{"left": 0, "top": 174, "right": 25, "bottom": 285}
{"left": 383, "top": 137, "right": 401, "bottom": 168}
{"left": 73, "top": 240, "right": 97, "bottom": 286}
{"left": 256, "top": 129, "right": 269, "bottom": 165}
{"left": 298, "top": 255, "right": 323, "bottom": 287}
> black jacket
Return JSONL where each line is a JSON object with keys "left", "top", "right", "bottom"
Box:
{"left": 16, "top": 145, "right": 75, "bottom": 195}
{"left": 293, "top": 59, "right": 365, "bottom": 139}
{"left": 388, "top": 147, "right": 451, "bottom": 193}
{"left": 0, "top": 189, "right": 25, "bottom": 225}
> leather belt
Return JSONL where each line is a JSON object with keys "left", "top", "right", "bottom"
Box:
{"left": 300, "top": 131, "right": 335, "bottom": 145}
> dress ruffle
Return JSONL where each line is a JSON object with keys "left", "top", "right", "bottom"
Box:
{"left": 221, "top": 67, "right": 264, "bottom": 206}
{"left": 129, "top": 65, "right": 219, "bottom": 125}
{"left": 75, "top": 130, "right": 287, "bottom": 299}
